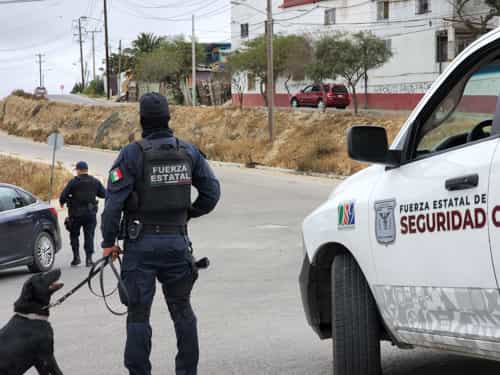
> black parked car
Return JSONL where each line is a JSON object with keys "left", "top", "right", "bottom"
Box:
{"left": 0, "top": 183, "right": 61, "bottom": 272}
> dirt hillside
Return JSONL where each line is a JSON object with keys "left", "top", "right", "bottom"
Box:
{"left": 0, "top": 155, "right": 72, "bottom": 199}
{"left": 0, "top": 95, "right": 406, "bottom": 176}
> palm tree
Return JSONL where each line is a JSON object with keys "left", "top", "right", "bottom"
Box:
{"left": 131, "top": 33, "right": 165, "bottom": 56}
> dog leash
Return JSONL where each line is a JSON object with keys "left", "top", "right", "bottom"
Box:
{"left": 46, "top": 254, "right": 210, "bottom": 316}
{"left": 45, "top": 255, "right": 128, "bottom": 316}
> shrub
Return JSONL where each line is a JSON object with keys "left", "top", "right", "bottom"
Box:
{"left": 83, "top": 78, "right": 105, "bottom": 97}
{"left": 71, "top": 82, "right": 84, "bottom": 94}
{"left": 11, "top": 89, "right": 36, "bottom": 100}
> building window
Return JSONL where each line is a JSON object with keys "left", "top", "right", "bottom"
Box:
{"left": 416, "top": 0, "right": 430, "bottom": 14}
{"left": 436, "top": 30, "right": 448, "bottom": 63}
{"left": 241, "top": 23, "right": 249, "bottom": 38}
{"left": 324, "top": 8, "right": 336, "bottom": 25}
{"left": 377, "top": 1, "right": 389, "bottom": 20}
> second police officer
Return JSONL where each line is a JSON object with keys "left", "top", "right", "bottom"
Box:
{"left": 101, "top": 93, "right": 221, "bottom": 375}
{"left": 60, "top": 161, "right": 106, "bottom": 267}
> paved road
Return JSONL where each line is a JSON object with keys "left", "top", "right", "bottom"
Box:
{"left": 1, "top": 132, "right": 500, "bottom": 374}
{"left": 49, "top": 94, "right": 125, "bottom": 107}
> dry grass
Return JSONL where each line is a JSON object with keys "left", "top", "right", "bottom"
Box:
{"left": 0, "top": 95, "right": 407, "bottom": 176}
{"left": 0, "top": 156, "right": 73, "bottom": 199}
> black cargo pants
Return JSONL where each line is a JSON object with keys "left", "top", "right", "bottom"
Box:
{"left": 120, "top": 234, "right": 198, "bottom": 375}
{"left": 69, "top": 212, "right": 97, "bottom": 257}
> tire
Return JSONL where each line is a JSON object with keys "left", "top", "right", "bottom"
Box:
{"left": 28, "top": 232, "right": 56, "bottom": 273}
{"left": 317, "top": 99, "right": 325, "bottom": 110}
{"left": 331, "top": 253, "right": 381, "bottom": 375}
{"left": 291, "top": 98, "right": 299, "bottom": 108}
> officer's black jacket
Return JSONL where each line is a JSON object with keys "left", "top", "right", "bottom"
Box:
{"left": 59, "top": 174, "right": 106, "bottom": 216}
{"left": 100, "top": 129, "right": 221, "bottom": 248}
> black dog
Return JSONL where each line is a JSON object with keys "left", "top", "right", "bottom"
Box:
{"left": 0, "top": 269, "right": 64, "bottom": 375}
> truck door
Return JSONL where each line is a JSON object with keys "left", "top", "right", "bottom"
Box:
{"left": 370, "top": 55, "right": 500, "bottom": 351}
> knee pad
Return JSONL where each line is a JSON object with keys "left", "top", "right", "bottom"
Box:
{"left": 127, "top": 304, "right": 150, "bottom": 323}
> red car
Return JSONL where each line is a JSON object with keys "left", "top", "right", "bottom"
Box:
{"left": 291, "top": 83, "right": 350, "bottom": 109}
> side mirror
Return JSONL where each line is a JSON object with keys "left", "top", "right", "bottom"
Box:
{"left": 347, "top": 126, "right": 401, "bottom": 167}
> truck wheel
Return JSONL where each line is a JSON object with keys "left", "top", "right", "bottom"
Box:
{"left": 331, "top": 253, "right": 381, "bottom": 375}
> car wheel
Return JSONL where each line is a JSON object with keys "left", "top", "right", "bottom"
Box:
{"left": 317, "top": 99, "right": 325, "bottom": 110}
{"left": 331, "top": 253, "right": 381, "bottom": 375}
{"left": 291, "top": 98, "right": 299, "bottom": 108}
{"left": 28, "top": 232, "right": 55, "bottom": 273}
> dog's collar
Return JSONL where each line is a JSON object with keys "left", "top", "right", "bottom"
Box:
{"left": 16, "top": 313, "right": 49, "bottom": 322}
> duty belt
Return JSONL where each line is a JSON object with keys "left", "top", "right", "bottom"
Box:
{"left": 142, "top": 224, "right": 187, "bottom": 235}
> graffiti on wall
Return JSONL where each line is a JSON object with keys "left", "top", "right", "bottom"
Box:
{"left": 371, "top": 81, "right": 434, "bottom": 94}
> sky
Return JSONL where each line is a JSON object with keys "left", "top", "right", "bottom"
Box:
{"left": 0, "top": 0, "right": 231, "bottom": 99}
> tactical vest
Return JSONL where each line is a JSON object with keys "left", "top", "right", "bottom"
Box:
{"left": 69, "top": 175, "right": 98, "bottom": 216}
{"left": 127, "top": 138, "right": 193, "bottom": 226}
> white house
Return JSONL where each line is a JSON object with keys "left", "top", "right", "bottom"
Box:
{"left": 231, "top": 0, "right": 498, "bottom": 110}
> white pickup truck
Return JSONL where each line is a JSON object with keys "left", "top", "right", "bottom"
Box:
{"left": 300, "top": 28, "right": 500, "bottom": 375}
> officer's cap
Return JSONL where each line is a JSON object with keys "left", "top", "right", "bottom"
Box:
{"left": 140, "top": 92, "right": 170, "bottom": 119}
{"left": 75, "top": 161, "right": 88, "bottom": 170}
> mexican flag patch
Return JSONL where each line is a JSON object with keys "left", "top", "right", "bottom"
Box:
{"left": 110, "top": 168, "right": 123, "bottom": 183}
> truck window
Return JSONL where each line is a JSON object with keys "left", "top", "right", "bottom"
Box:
{"left": 415, "top": 60, "right": 500, "bottom": 156}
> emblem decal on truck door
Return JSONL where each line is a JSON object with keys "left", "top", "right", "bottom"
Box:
{"left": 338, "top": 201, "right": 355, "bottom": 229}
{"left": 375, "top": 199, "right": 396, "bottom": 244}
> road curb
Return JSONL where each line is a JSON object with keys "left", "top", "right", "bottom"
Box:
{"left": 0, "top": 132, "right": 346, "bottom": 182}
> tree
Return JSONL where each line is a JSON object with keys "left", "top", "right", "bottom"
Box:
{"left": 308, "top": 32, "right": 392, "bottom": 114}
{"left": 107, "top": 52, "right": 136, "bottom": 75}
{"left": 228, "top": 34, "right": 312, "bottom": 106}
{"left": 131, "top": 32, "right": 165, "bottom": 56}
{"left": 449, "top": 0, "right": 500, "bottom": 38}
{"left": 135, "top": 36, "right": 204, "bottom": 104}
{"left": 355, "top": 32, "right": 393, "bottom": 109}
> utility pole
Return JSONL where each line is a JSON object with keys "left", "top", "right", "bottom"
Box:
{"left": 266, "top": 0, "right": 274, "bottom": 141}
{"left": 103, "top": 0, "right": 111, "bottom": 99}
{"left": 36, "top": 53, "right": 44, "bottom": 87}
{"left": 89, "top": 29, "right": 102, "bottom": 81}
{"left": 192, "top": 14, "right": 196, "bottom": 106}
{"left": 118, "top": 40, "right": 122, "bottom": 97}
{"left": 78, "top": 17, "right": 85, "bottom": 88}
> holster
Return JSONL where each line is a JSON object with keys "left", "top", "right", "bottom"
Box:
{"left": 64, "top": 217, "right": 74, "bottom": 232}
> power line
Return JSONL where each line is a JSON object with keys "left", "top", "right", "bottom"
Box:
{"left": 113, "top": 0, "right": 228, "bottom": 21}
{"left": 0, "top": 32, "right": 69, "bottom": 52}
{"left": 122, "top": 0, "right": 207, "bottom": 9}
{"left": 0, "top": 0, "right": 45, "bottom": 4}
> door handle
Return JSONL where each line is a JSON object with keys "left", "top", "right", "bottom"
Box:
{"left": 445, "top": 174, "right": 479, "bottom": 191}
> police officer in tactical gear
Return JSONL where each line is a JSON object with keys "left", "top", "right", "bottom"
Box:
{"left": 101, "top": 92, "right": 220, "bottom": 375}
{"left": 60, "top": 161, "right": 106, "bottom": 267}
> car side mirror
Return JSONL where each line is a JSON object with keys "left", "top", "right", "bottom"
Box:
{"left": 347, "top": 126, "right": 401, "bottom": 167}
